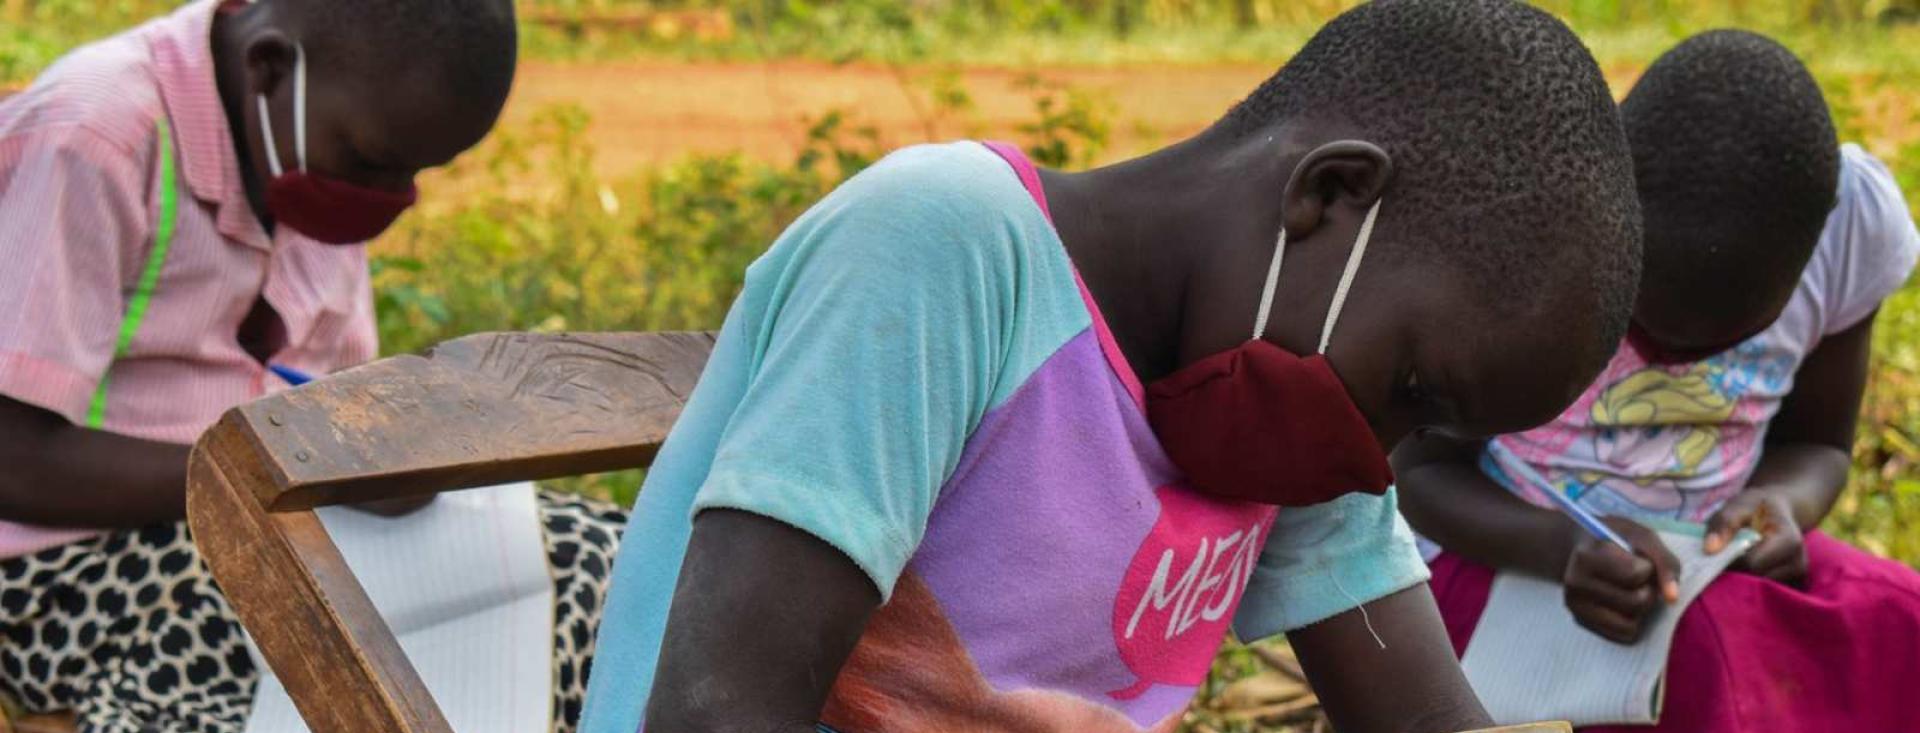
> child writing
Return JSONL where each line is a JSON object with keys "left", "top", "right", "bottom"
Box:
{"left": 1398, "top": 30, "right": 1920, "bottom": 732}
{"left": 0, "top": 2, "right": 625, "bottom": 731}
{"left": 578, "top": 2, "right": 1645, "bottom": 731}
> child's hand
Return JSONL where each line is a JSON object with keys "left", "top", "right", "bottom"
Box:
{"left": 1705, "top": 490, "right": 1807, "bottom": 585}
{"left": 1561, "top": 517, "right": 1680, "bottom": 644}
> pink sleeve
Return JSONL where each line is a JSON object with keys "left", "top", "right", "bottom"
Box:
{"left": 0, "top": 127, "right": 151, "bottom": 424}
{"left": 337, "top": 268, "right": 379, "bottom": 370}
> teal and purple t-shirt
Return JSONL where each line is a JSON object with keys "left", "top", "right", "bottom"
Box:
{"left": 580, "top": 142, "right": 1428, "bottom": 733}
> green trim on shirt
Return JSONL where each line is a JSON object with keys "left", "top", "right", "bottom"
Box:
{"left": 86, "top": 119, "right": 178, "bottom": 429}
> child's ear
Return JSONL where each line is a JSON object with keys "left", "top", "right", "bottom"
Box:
{"left": 1280, "top": 140, "right": 1393, "bottom": 239}
{"left": 242, "top": 30, "right": 298, "bottom": 97}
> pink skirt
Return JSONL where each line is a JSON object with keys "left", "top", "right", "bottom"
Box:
{"left": 1428, "top": 532, "right": 1920, "bottom": 732}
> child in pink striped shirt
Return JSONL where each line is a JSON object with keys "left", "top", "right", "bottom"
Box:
{"left": 0, "top": 2, "right": 623, "bottom": 732}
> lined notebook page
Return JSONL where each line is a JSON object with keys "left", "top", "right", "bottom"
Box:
{"left": 244, "top": 482, "right": 553, "bottom": 733}
{"left": 1460, "top": 521, "right": 1757, "bottom": 727}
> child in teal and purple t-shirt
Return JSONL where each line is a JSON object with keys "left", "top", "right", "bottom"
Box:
{"left": 582, "top": 3, "right": 1649, "bottom": 731}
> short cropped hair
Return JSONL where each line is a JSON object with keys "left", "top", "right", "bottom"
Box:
{"left": 289, "top": 0, "right": 518, "bottom": 115}
{"left": 1223, "top": 0, "right": 1642, "bottom": 372}
{"left": 1622, "top": 30, "right": 1838, "bottom": 323}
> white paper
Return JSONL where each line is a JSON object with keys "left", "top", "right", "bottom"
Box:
{"left": 244, "top": 482, "right": 554, "bottom": 733}
{"left": 1460, "top": 522, "right": 1758, "bottom": 727}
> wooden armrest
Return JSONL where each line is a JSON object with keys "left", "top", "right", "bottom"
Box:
{"left": 210, "top": 330, "right": 714, "bottom": 511}
{"left": 187, "top": 331, "right": 714, "bottom": 732}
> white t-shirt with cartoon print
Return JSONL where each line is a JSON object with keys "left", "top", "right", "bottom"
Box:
{"left": 1436, "top": 145, "right": 1918, "bottom": 556}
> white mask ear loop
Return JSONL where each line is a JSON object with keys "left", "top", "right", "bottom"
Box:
{"left": 255, "top": 96, "right": 282, "bottom": 177}
{"left": 253, "top": 43, "right": 307, "bottom": 178}
{"left": 1250, "top": 225, "right": 1288, "bottom": 342}
{"left": 291, "top": 43, "right": 307, "bottom": 173}
{"left": 1250, "top": 198, "right": 1384, "bottom": 348}
{"left": 1316, "top": 199, "right": 1383, "bottom": 354}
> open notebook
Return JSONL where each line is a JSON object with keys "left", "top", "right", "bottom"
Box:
{"left": 1460, "top": 519, "right": 1758, "bottom": 727}
{"left": 244, "top": 483, "right": 554, "bottom": 733}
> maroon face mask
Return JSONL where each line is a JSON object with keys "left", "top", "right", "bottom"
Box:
{"left": 1146, "top": 201, "right": 1394, "bottom": 507}
{"left": 256, "top": 44, "right": 418, "bottom": 245}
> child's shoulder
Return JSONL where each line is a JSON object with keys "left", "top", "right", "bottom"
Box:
{"left": 1828, "top": 144, "right": 1917, "bottom": 261}
{"left": 1, "top": 29, "right": 165, "bottom": 158}
{"left": 748, "top": 140, "right": 1085, "bottom": 343}
{"left": 1796, "top": 144, "right": 1920, "bottom": 335}
{"left": 1836, "top": 144, "right": 1908, "bottom": 211}
{"left": 832, "top": 142, "right": 1043, "bottom": 226}
{"left": 778, "top": 141, "right": 1060, "bottom": 272}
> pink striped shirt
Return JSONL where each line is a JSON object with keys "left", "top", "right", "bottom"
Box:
{"left": 0, "top": 0, "right": 378, "bottom": 557}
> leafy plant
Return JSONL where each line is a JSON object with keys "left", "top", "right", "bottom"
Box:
{"left": 7, "top": 5, "right": 1918, "bottom": 728}
{"left": 1016, "top": 72, "right": 1112, "bottom": 168}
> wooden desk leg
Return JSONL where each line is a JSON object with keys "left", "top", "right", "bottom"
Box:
{"left": 188, "top": 429, "right": 452, "bottom": 733}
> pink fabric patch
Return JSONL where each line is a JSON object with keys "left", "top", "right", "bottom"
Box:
{"left": 1108, "top": 485, "right": 1275, "bottom": 699}
{"left": 979, "top": 140, "right": 1146, "bottom": 408}
{"left": 1429, "top": 533, "right": 1920, "bottom": 732}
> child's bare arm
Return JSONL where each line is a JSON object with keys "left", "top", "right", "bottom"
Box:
{"left": 1740, "top": 308, "right": 1872, "bottom": 526}
{"left": 1394, "top": 435, "right": 1579, "bottom": 580}
{"left": 1705, "top": 309, "right": 1874, "bottom": 582}
{"left": 1395, "top": 435, "right": 1680, "bottom": 643}
{"left": 647, "top": 508, "right": 880, "bottom": 733}
{"left": 1288, "top": 584, "right": 1492, "bottom": 732}
{"left": 0, "top": 395, "right": 188, "bottom": 527}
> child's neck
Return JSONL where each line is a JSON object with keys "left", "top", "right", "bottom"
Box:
{"left": 1040, "top": 130, "right": 1287, "bottom": 384}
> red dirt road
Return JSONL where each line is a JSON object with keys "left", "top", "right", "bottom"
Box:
{"left": 502, "top": 60, "right": 1275, "bottom": 172}
{"left": 14, "top": 59, "right": 1909, "bottom": 176}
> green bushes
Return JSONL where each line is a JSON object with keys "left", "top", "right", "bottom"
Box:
{"left": 369, "top": 89, "right": 1107, "bottom": 502}
{"left": 369, "top": 105, "right": 881, "bottom": 503}
{"left": 0, "top": 0, "right": 177, "bottom": 83}
{"left": 1815, "top": 74, "right": 1920, "bottom": 567}
{"left": 370, "top": 67, "right": 1920, "bottom": 567}
{"left": 7, "top": 0, "right": 1913, "bottom": 563}
{"left": 9, "top": 2, "right": 1916, "bottom": 85}
{"left": 370, "top": 71, "right": 1109, "bottom": 354}
{"left": 515, "top": 1, "right": 1920, "bottom": 69}
{"left": 372, "top": 104, "right": 854, "bottom": 356}
{"left": 5, "top": 3, "right": 1917, "bottom": 728}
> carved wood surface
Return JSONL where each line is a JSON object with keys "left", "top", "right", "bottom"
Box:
{"left": 188, "top": 420, "right": 451, "bottom": 733}
{"left": 233, "top": 331, "right": 714, "bottom": 510}
{"left": 186, "top": 331, "right": 714, "bottom": 732}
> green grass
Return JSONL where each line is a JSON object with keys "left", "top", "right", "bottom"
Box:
{"left": 9, "top": 1, "right": 1920, "bottom": 84}
{"left": 8, "top": 0, "right": 1916, "bottom": 563}
{"left": 0, "top": 0, "right": 175, "bottom": 83}
{"left": 7, "top": 2, "right": 1919, "bottom": 729}
{"left": 517, "top": 1, "right": 1920, "bottom": 77}
{"left": 368, "top": 79, "right": 1920, "bottom": 574}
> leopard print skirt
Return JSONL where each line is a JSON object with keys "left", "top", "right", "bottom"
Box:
{"left": 0, "top": 490, "right": 627, "bottom": 733}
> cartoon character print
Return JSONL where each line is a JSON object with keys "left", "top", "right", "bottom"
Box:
{"left": 1582, "top": 361, "right": 1741, "bottom": 513}
{"left": 1492, "top": 335, "right": 1804, "bottom": 521}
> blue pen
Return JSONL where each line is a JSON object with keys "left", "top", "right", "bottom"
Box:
{"left": 1505, "top": 458, "right": 1635, "bottom": 553}
{"left": 269, "top": 364, "right": 315, "bottom": 387}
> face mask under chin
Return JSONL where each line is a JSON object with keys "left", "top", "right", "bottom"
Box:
{"left": 254, "top": 43, "right": 417, "bottom": 244}
{"left": 1145, "top": 199, "right": 1396, "bottom": 507}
